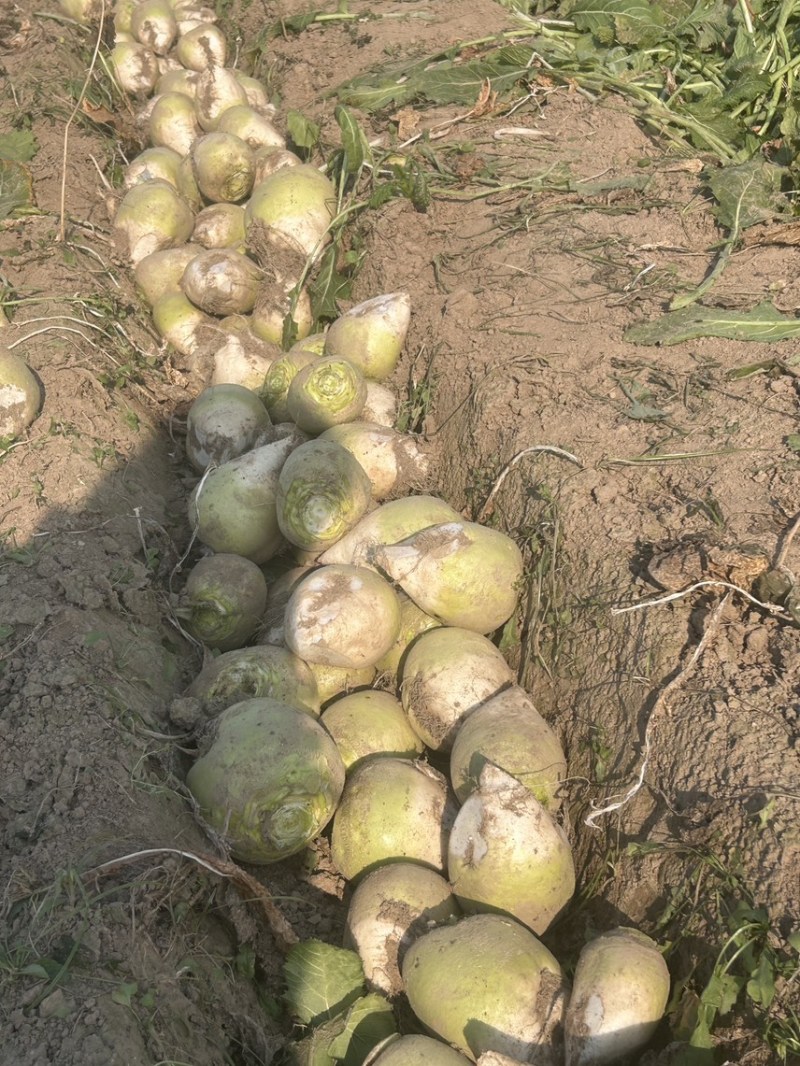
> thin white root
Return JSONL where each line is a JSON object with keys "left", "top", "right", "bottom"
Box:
{"left": 478, "top": 444, "right": 583, "bottom": 522}
{"left": 585, "top": 592, "right": 730, "bottom": 829}
{"left": 611, "top": 579, "right": 790, "bottom": 619}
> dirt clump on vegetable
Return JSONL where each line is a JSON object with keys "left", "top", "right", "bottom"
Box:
{"left": 1, "top": 0, "right": 799, "bottom": 1063}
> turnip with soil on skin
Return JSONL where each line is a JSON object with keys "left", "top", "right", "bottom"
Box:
{"left": 321, "top": 690, "right": 424, "bottom": 772}
{"left": 177, "top": 553, "right": 267, "bottom": 651}
{"left": 319, "top": 422, "right": 429, "bottom": 500}
{"left": 191, "top": 131, "right": 255, "bottom": 204}
{"left": 373, "top": 520, "right": 524, "bottom": 634}
{"left": 154, "top": 67, "right": 200, "bottom": 99}
{"left": 447, "top": 764, "right": 575, "bottom": 937}
{"left": 399, "top": 626, "right": 515, "bottom": 752}
{"left": 362, "top": 381, "right": 398, "bottom": 428}
{"left": 564, "top": 927, "right": 670, "bottom": 1066}
{"left": 194, "top": 65, "right": 248, "bottom": 131}
{"left": 449, "top": 684, "right": 567, "bottom": 810}
{"left": 331, "top": 757, "right": 456, "bottom": 882}
{"left": 253, "top": 146, "right": 303, "bottom": 184}
{"left": 286, "top": 357, "right": 368, "bottom": 435}
{"left": 401, "top": 913, "right": 567, "bottom": 1065}
{"left": 184, "top": 383, "right": 271, "bottom": 471}
{"left": 148, "top": 92, "right": 202, "bottom": 155}
{"left": 187, "top": 697, "right": 345, "bottom": 863}
{"left": 250, "top": 278, "right": 313, "bottom": 347}
{"left": 344, "top": 863, "right": 460, "bottom": 997}
{"left": 323, "top": 292, "right": 412, "bottom": 381}
{"left": 110, "top": 41, "right": 160, "bottom": 95}
{"left": 210, "top": 331, "right": 276, "bottom": 391}
{"left": 112, "top": 179, "right": 195, "bottom": 265}
{"left": 216, "top": 104, "right": 285, "bottom": 151}
{"left": 192, "top": 203, "right": 246, "bottom": 249}
{"left": 245, "top": 163, "right": 337, "bottom": 259}
{"left": 186, "top": 643, "right": 320, "bottom": 717}
{"left": 189, "top": 432, "right": 306, "bottom": 562}
{"left": 181, "top": 248, "right": 263, "bottom": 316}
{"left": 123, "top": 146, "right": 182, "bottom": 189}
{"left": 276, "top": 438, "right": 373, "bottom": 553}
{"left": 0, "top": 349, "right": 42, "bottom": 439}
{"left": 134, "top": 244, "right": 204, "bottom": 305}
{"left": 151, "top": 290, "right": 215, "bottom": 359}
{"left": 130, "top": 0, "right": 176, "bottom": 54}
{"left": 284, "top": 563, "right": 401, "bottom": 670}
{"left": 319, "top": 494, "right": 461, "bottom": 569}
{"left": 175, "top": 20, "right": 227, "bottom": 69}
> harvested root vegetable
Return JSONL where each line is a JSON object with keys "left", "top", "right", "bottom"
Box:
{"left": 178, "top": 553, "right": 267, "bottom": 651}
{"left": 260, "top": 348, "right": 318, "bottom": 423}
{"left": 191, "top": 131, "right": 255, "bottom": 203}
{"left": 245, "top": 163, "right": 336, "bottom": 258}
{"left": 319, "top": 422, "right": 428, "bottom": 500}
{"left": 276, "top": 438, "right": 373, "bottom": 553}
{"left": 449, "top": 685, "right": 566, "bottom": 810}
{"left": 321, "top": 689, "right": 424, "bottom": 772}
{"left": 399, "top": 626, "right": 515, "bottom": 752}
{"left": 284, "top": 563, "right": 401, "bottom": 670}
{"left": 286, "top": 357, "right": 367, "bottom": 435}
{"left": 564, "top": 927, "right": 670, "bottom": 1066}
{"left": 187, "top": 697, "right": 345, "bottom": 862}
{"left": 134, "top": 244, "right": 204, "bottom": 306}
{"left": 192, "top": 203, "right": 246, "bottom": 249}
{"left": 217, "top": 104, "right": 285, "bottom": 151}
{"left": 401, "top": 913, "right": 567, "bottom": 1065}
{"left": 189, "top": 433, "right": 304, "bottom": 562}
{"left": 323, "top": 292, "right": 411, "bottom": 381}
{"left": 175, "top": 21, "right": 226, "bottom": 69}
{"left": 113, "top": 180, "right": 194, "bottom": 265}
{"left": 187, "top": 643, "right": 319, "bottom": 717}
{"left": 194, "top": 65, "right": 248, "bottom": 132}
{"left": 253, "top": 146, "right": 302, "bottom": 183}
{"left": 149, "top": 92, "right": 201, "bottom": 156}
{"left": 374, "top": 592, "right": 440, "bottom": 683}
{"left": 362, "top": 381, "right": 398, "bottom": 428}
{"left": 319, "top": 494, "right": 460, "bottom": 569}
{"left": 211, "top": 332, "right": 275, "bottom": 391}
{"left": 185, "top": 383, "right": 271, "bottom": 471}
{"left": 124, "top": 146, "right": 182, "bottom": 189}
{"left": 181, "top": 249, "right": 263, "bottom": 316}
{"left": 250, "top": 279, "right": 313, "bottom": 347}
{"left": 369, "top": 1036, "right": 472, "bottom": 1065}
{"left": 447, "top": 764, "right": 575, "bottom": 936}
{"left": 372, "top": 520, "right": 523, "bottom": 634}
{"left": 345, "top": 863, "right": 459, "bottom": 997}
{"left": 110, "top": 40, "right": 159, "bottom": 94}
{"left": 331, "top": 757, "right": 455, "bottom": 882}
{"left": 305, "top": 661, "right": 376, "bottom": 708}
{"left": 130, "top": 0, "right": 176, "bottom": 54}
{"left": 151, "top": 290, "right": 214, "bottom": 358}
{"left": 0, "top": 349, "right": 41, "bottom": 439}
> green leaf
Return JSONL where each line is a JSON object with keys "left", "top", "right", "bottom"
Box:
{"left": 326, "top": 994, "right": 397, "bottom": 1065}
{"left": 310, "top": 244, "right": 352, "bottom": 322}
{"left": 0, "top": 131, "right": 38, "bottom": 163}
{"left": 788, "top": 929, "right": 800, "bottom": 953}
{"left": 0, "top": 159, "right": 35, "bottom": 220}
{"left": 286, "top": 110, "right": 320, "bottom": 150}
{"left": 701, "top": 970, "right": 744, "bottom": 1015}
{"left": 334, "top": 105, "right": 371, "bottom": 175}
{"left": 625, "top": 302, "right": 800, "bottom": 346}
{"left": 111, "top": 981, "right": 139, "bottom": 1007}
{"left": 785, "top": 434, "right": 800, "bottom": 453}
{"left": 746, "top": 952, "right": 776, "bottom": 1008}
{"left": 708, "top": 160, "right": 788, "bottom": 231}
{"left": 562, "top": 0, "right": 667, "bottom": 46}
{"left": 284, "top": 941, "right": 365, "bottom": 1027}
{"left": 0, "top": 623, "right": 14, "bottom": 642}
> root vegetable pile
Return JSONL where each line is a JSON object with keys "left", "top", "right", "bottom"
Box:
{"left": 58, "top": 0, "right": 673, "bottom": 1061}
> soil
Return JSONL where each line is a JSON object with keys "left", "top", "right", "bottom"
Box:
{"left": 1, "top": 1, "right": 799, "bottom": 1065}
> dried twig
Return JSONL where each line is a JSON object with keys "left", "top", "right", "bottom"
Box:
{"left": 58, "top": 0, "right": 106, "bottom": 242}
{"left": 586, "top": 593, "right": 730, "bottom": 828}
{"left": 477, "top": 444, "right": 583, "bottom": 522}
{"left": 773, "top": 510, "right": 800, "bottom": 574}
{"left": 84, "top": 846, "right": 298, "bottom": 952}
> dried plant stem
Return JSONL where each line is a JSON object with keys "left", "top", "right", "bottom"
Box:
{"left": 85, "top": 846, "right": 298, "bottom": 952}
{"left": 586, "top": 593, "right": 730, "bottom": 828}
{"left": 478, "top": 444, "right": 583, "bottom": 522}
{"left": 58, "top": 0, "right": 106, "bottom": 242}
{"left": 773, "top": 510, "right": 800, "bottom": 573}
{"left": 611, "top": 578, "right": 790, "bottom": 619}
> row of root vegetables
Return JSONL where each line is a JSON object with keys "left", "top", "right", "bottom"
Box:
{"left": 28, "top": 0, "right": 675, "bottom": 1062}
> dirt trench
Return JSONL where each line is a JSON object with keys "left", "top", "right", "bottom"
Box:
{"left": 1, "top": 1, "right": 799, "bottom": 1064}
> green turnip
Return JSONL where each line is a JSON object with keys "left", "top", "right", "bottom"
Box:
{"left": 185, "top": 383, "right": 271, "bottom": 471}
{"left": 321, "top": 689, "right": 424, "bottom": 772}
{"left": 178, "top": 553, "right": 267, "bottom": 651}
{"left": 187, "top": 643, "right": 319, "bottom": 717}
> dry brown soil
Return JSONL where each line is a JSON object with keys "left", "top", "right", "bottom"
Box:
{"left": 1, "top": 1, "right": 799, "bottom": 1064}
